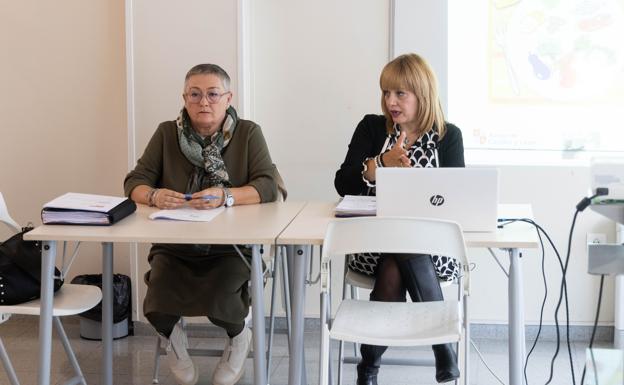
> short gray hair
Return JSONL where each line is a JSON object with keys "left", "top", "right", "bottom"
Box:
{"left": 184, "top": 64, "right": 231, "bottom": 91}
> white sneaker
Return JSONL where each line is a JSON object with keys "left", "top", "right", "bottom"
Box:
{"left": 162, "top": 323, "right": 198, "bottom": 385}
{"left": 212, "top": 327, "right": 252, "bottom": 385}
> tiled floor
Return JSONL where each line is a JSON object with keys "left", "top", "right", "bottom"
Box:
{"left": 0, "top": 315, "right": 612, "bottom": 385}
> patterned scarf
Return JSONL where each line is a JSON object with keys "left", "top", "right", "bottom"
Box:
{"left": 176, "top": 107, "right": 237, "bottom": 193}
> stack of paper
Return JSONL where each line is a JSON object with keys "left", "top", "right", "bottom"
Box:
{"left": 42, "top": 210, "right": 111, "bottom": 225}
{"left": 334, "top": 195, "right": 377, "bottom": 217}
{"left": 41, "top": 193, "right": 136, "bottom": 225}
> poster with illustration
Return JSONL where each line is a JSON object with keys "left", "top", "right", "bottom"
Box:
{"left": 490, "top": 0, "right": 624, "bottom": 102}
{"left": 449, "top": 0, "right": 624, "bottom": 154}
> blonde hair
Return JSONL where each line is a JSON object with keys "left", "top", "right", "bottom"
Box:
{"left": 379, "top": 53, "right": 446, "bottom": 138}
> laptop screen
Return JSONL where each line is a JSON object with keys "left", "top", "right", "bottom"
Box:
{"left": 375, "top": 167, "right": 499, "bottom": 232}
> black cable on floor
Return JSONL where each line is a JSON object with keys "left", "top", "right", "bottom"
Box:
{"left": 499, "top": 189, "right": 608, "bottom": 385}
{"left": 580, "top": 274, "right": 605, "bottom": 385}
{"left": 497, "top": 218, "right": 574, "bottom": 384}
{"left": 524, "top": 227, "right": 547, "bottom": 385}
{"left": 544, "top": 210, "right": 579, "bottom": 385}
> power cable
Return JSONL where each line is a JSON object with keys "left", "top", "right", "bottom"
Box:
{"left": 580, "top": 275, "right": 605, "bottom": 385}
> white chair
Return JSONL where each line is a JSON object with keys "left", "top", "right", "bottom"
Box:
{"left": 319, "top": 217, "right": 470, "bottom": 385}
{"left": 336, "top": 257, "right": 458, "bottom": 384}
{"left": 0, "top": 193, "right": 19, "bottom": 232}
{"left": 0, "top": 192, "right": 102, "bottom": 385}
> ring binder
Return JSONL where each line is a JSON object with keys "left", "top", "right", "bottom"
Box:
{"left": 41, "top": 193, "right": 137, "bottom": 225}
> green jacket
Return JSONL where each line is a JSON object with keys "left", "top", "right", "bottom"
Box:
{"left": 124, "top": 117, "right": 279, "bottom": 202}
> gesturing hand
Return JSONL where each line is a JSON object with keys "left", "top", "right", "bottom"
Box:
{"left": 381, "top": 131, "right": 411, "bottom": 168}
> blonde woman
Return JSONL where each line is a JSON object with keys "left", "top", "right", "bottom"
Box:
{"left": 334, "top": 53, "right": 464, "bottom": 384}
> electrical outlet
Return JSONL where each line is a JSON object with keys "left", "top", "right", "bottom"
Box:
{"left": 587, "top": 233, "right": 607, "bottom": 244}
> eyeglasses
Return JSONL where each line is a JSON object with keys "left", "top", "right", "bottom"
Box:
{"left": 185, "top": 88, "right": 231, "bottom": 104}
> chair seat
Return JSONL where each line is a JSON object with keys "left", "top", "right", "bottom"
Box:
{"left": 345, "top": 268, "right": 454, "bottom": 290}
{"left": 330, "top": 299, "right": 461, "bottom": 347}
{"left": 0, "top": 284, "right": 102, "bottom": 317}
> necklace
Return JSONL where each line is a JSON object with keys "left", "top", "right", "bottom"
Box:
{"left": 404, "top": 133, "right": 422, "bottom": 148}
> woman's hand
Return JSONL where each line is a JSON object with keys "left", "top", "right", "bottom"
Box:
{"left": 382, "top": 131, "right": 411, "bottom": 167}
{"left": 153, "top": 188, "right": 186, "bottom": 209}
{"left": 187, "top": 188, "right": 225, "bottom": 209}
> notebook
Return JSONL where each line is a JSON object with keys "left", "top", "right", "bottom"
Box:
{"left": 375, "top": 167, "right": 499, "bottom": 232}
{"left": 334, "top": 195, "right": 376, "bottom": 217}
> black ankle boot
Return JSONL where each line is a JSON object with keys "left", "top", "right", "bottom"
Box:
{"left": 357, "top": 344, "right": 385, "bottom": 385}
{"left": 356, "top": 362, "right": 379, "bottom": 385}
{"left": 432, "top": 344, "right": 460, "bottom": 383}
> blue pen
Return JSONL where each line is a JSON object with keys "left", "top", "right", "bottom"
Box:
{"left": 184, "top": 194, "right": 219, "bottom": 201}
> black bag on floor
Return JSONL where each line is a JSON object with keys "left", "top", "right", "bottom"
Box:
{"left": 0, "top": 227, "right": 64, "bottom": 305}
{"left": 70, "top": 273, "right": 131, "bottom": 323}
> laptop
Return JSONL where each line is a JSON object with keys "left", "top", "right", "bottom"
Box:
{"left": 375, "top": 167, "right": 499, "bottom": 232}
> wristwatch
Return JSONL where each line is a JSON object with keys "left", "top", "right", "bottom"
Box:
{"left": 222, "top": 187, "right": 234, "bottom": 207}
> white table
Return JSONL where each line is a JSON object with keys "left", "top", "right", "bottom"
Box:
{"left": 277, "top": 202, "right": 539, "bottom": 385}
{"left": 25, "top": 201, "right": 306, "bottom": 385}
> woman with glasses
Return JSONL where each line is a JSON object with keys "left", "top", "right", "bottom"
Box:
{"left": 124, "top": 64, "right": 280, "bottom": 385}
{"left": 334, "top": 53, "right": 464, "bottom": 385}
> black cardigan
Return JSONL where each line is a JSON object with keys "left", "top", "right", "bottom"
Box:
{"left": 334, "top": 114, "right": 465, "bottom": 196}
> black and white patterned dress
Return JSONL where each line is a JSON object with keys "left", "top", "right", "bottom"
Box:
{"left": 347, "top": 125, "right": 460, "bottom": 282}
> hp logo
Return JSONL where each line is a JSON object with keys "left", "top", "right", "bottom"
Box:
{"left": 429, "top": 195, "right": 445, "bottom": 206}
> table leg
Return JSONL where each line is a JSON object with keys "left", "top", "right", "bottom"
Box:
{"left": 508, "top": 248, "right": 525, "bottom": 385}
{"left": 614, "top": 276, "right": 624, "bottom": 349}
{"left": 251, "top": 244, "right": 267, "bottom": 385}
{"left": 102, "top": 242, "right": 114, "bottom": 385}
{"left": 38, "top": 240, "right": 56, "bottom": 385}
{"left": 288, "top": 245, "right": 309, "bottom": 385}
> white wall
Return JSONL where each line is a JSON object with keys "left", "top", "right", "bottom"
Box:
{"left": 131, "top": 0, "right": 239, "bottom": 155}
{"left": 392, "top": 0, "right": 448, "bottom": 111}
{"left": 0, "top": 1, "right": 129, "bottom": 283}
{"left": 252, "top": 0, "right": 390, "bottom": 201}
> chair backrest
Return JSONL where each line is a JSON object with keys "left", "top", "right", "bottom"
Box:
{"left": 272, "top": 164, "right": 287, "bottom": 202}
{"left": 0, "top": 192, "right": 20, "bottom": 233}
{"left": 322, "top": 216, "right": 469, "bottom": 293}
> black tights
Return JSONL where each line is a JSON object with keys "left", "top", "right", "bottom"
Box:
{"left": 146, "top": 311, "right": 245, "bottom": 339}
{"left": 369, "top": 253, "right": 407, "bottom": 303}
{"left": 360, "top": 253, "right": 444, "bottom": 366}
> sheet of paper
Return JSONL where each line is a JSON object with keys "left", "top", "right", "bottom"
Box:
{"left": 149, "top": 207, "right": 225, "bottom": 222}
{"left": 43, "top": 192, "right": 126, "bottom": 212}
{"left": 334, "top": 195, "right": 377, "bottom": 217}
